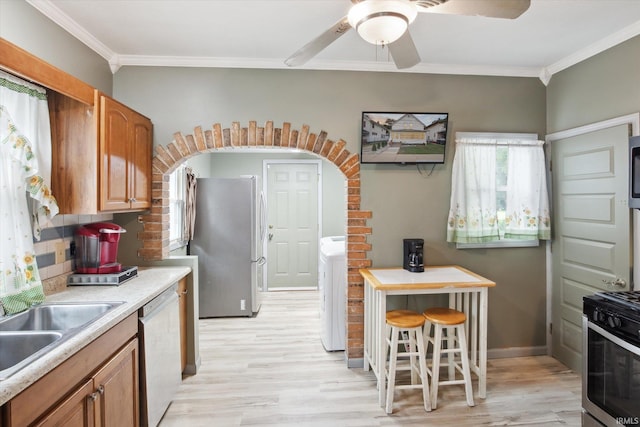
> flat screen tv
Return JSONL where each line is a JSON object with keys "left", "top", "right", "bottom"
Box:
{"left": 359, "top": 112, "right": 449, "bottom": 165}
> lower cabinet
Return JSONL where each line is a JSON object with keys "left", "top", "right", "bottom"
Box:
{"left": 2, "top": 314, "right": 139, "bottom": 427}
{"left": 92, "top": 339, "right": 138, "bottom": 427}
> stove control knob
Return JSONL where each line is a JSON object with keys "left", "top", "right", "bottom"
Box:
{"left": 607, "top": 315, "right": 621, "bottom": 328}
{"left": 592, "top": 310, "right": 600, "bottom": 322}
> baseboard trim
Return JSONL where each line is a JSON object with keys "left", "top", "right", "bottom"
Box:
{"left": 487, "top": 346, "right": 548, "bottom": 359}
{"left": 347, "top": 357, "right": 364, "bottom": 369}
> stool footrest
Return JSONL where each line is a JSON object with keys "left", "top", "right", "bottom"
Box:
{"left": 439, "top": 379, "right": 469, "bottom": 386}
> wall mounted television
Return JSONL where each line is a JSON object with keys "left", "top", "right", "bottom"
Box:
{"left": 359, "top": 112, "right": 449, "bottom": 165}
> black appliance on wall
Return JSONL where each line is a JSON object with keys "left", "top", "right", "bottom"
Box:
{"left": 403, "top": 239, "right": 424, "bottom": 273}
{"left": 629, "top": 135, "right": 640, "bottom": 208}
{"left": 582, "top": 291, "right": 640, "bottom": 426}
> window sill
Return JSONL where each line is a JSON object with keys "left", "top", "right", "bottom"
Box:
{"left": 169, "top": 240, "right": 187, "bottom": 252}
{"left": 456, "top": 239, "right": 540, "bottom": 249}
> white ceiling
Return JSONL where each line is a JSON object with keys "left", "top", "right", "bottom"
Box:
{"left": 27, "top": 0, "right": 640, "bottom": 84}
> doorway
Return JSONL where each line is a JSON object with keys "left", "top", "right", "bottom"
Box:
{"left": 263, "top": 160, "right": 322, "bottom": 290}
{"left": 147, "top": 119, "right": 371, "bottom": 362}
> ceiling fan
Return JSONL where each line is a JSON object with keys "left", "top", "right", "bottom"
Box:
{"left": 284, "top": 0, "right": 531, "bottom": 69}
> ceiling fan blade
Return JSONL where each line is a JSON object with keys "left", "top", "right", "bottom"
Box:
{"left": 285, "top": 16, "right": 352, "bottom": 67}
{"left": 388, "top": 30, "right": 421, "bottom": 69}
{"left": 418, "top": 0, "right": 531, "bottom": 19}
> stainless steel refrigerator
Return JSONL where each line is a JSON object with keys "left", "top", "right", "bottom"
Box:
{"left": 191, "top": 176, "right": 265, "bottom": 317}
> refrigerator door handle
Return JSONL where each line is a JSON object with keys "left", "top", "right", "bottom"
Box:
{"left": 252, "top": 256, "right": 267, "bottom": 265}
{"left": 259, "top": 191, "right": 267, "bottom": 243}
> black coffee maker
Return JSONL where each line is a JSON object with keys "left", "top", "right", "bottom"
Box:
{"left": 403, "top": 238, "right": 424, "bottom": 272}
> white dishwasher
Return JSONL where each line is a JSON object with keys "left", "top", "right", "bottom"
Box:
{"left": 139, "top": 284, "right": 182, "bottom": 427}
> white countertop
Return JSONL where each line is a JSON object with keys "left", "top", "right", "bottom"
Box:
{"left": 370, "top": 267, "right": 482, "bottom": 284}
{"left": 360, "top": 266, "right": 496, "bottom": 291}
{"left": 0, "top": 266, "right": 191, "bottom": 406}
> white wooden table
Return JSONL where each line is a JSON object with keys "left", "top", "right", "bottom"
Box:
{"left": 360, "top": 266, "right": 496, "bottom": 408}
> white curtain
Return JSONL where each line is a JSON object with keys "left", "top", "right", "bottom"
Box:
{"left": 447, "top": 138, "right": 550, "bottom": 244}
{"left": 504, "top": 141, "right": 551, "bottom": 240}
{"left": 447, "top": 139, "right": 499, "bottom": 243}
{"left": 0, "top": 70, "right": 52, "bottom": 187}
{"left": 0, "top": 74, "right": 58, "bottom": 314}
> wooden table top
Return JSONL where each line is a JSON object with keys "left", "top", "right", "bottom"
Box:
{"left": 359, "top": 265, "right": 496, "bottom": 291}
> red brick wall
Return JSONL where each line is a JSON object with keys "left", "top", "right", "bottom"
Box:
{"left": 140, "top": 121, "right": 371, "bottom": 360}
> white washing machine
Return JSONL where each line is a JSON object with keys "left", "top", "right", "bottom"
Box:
{"left": 319, "top": 236, "right": 346, "bottom": 351}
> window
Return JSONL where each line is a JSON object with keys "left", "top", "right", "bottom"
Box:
{"left": 447, "top": 132, "right": 551, "bottom": 249}
{"left": 169, "top": 164, "right": 187, "bottom": 249}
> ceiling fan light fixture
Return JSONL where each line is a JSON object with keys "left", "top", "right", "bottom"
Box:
{"left": 348, "top": 0, "right": 418, "bottom": 45}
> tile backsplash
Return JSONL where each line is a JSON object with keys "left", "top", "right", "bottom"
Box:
{"left": 35, "top": 213, "right": 114, "bottom": 293}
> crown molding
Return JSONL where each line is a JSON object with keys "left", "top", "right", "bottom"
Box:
{"left": 27, "top": 0, "right": 640, "bottom": 83}
{"left": 114, "top": 54, "right": 543, "bottom": 79}
{"left": 25, "top": 0, "right": 116, "bottom": 63}
{"left": 544, "top": 20, "right": 640, "bottom": 80}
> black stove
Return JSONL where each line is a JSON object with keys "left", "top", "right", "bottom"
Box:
{"left": 583, "top": 290, "right": 640, "bottom": 427}
{"left": 598, "top": 290, "right": 640, "bottom": 310}
{"left": 583, "top": 290, "right": 640, "bottom": 347}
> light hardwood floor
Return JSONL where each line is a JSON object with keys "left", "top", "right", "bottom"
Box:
{"left": 160, "top": 291, "right": 582, "bottom": 427}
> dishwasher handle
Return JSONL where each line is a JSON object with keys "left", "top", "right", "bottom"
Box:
{"left": 139, "top": 284, "right": 178, "bottom": 318}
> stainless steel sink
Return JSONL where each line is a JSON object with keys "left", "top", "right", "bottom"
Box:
{"left": 0, "top": 331, "right": 63, "bottom": 373}
{"left": 0, "top": 301, "right": 124, "bottom": 380}
{"left": 0, "top": 302, "right": 121, "bottom": 332}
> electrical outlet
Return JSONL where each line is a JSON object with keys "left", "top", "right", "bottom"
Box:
{"left": 240, "top": 299, "right": 246, "bottom": 311}
{"left": 55, "top": 242, "right": 66, "bottom": 264}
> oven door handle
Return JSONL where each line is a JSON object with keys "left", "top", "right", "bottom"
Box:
{"left": 587, "top": 320, "right": 640, "bottom": 356}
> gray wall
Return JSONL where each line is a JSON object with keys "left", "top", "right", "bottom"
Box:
{"left": 0, "top": 0, "right": 113, "bottom": 94}
{"left": 114, "top": 67, "right": 548, "bottom": 351}
{"left": 547, "top": 35, "right": 640, "bottom": 133}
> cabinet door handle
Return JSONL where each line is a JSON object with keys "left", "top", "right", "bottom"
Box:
{"left": 88, "top": 392, "right": 98, "bottom": 402}
{"left": 97, "top": 385, "right": 105, "bottom": 395}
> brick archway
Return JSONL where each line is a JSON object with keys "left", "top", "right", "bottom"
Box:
{"left": 139, "top": 120, "right": 371, "bottom": 361}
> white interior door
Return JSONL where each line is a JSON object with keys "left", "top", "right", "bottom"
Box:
{"left": 266, "top": 162, "right": 320, "bottom": 290}
{"left": 550, "top": 123, "right": 632, "bottom": 373}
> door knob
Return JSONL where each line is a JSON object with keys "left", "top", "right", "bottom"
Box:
{"left": 602, "top": 278, "right": 627, "bottom": 289}
{"left": 268, "top": 233, "right": 274, "bottom": 241}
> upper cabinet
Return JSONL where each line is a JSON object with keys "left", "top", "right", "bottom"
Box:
{"left": 1, "top": 38, "right": 152, "bottom": 215}
{"left": 100, "top": 96, "right": 152, "bottom": 212}
{"left": 49, "top": 91, "right": 152, "bottom": 214}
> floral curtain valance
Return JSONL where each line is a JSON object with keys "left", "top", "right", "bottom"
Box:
{"left": 447, "top": 138, "right": 550, "bottom": 244}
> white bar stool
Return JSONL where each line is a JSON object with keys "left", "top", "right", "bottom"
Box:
{"left": 384, "top": 309, "right": 431, "bottom": 414}
{"left": 422, "top": 307, "right": 475, "bottom": 409}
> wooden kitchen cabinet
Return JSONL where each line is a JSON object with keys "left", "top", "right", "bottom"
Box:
{"left": 34, "top": 379, "right": 95, "bottom": 427}
{"left": 91, "top": 338, "right": 139, "bottom": 427}
{"left": 100, "top": 96, "right": 152, "bottom": 212}
{"left": 49, "top": 91, "right": 152, "bottom": 214}
{"left": 34, "top": 339, "right": 138, "bottom": 427}
{"left": 2, "top": 314, "right": 139, "bottom": 427}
